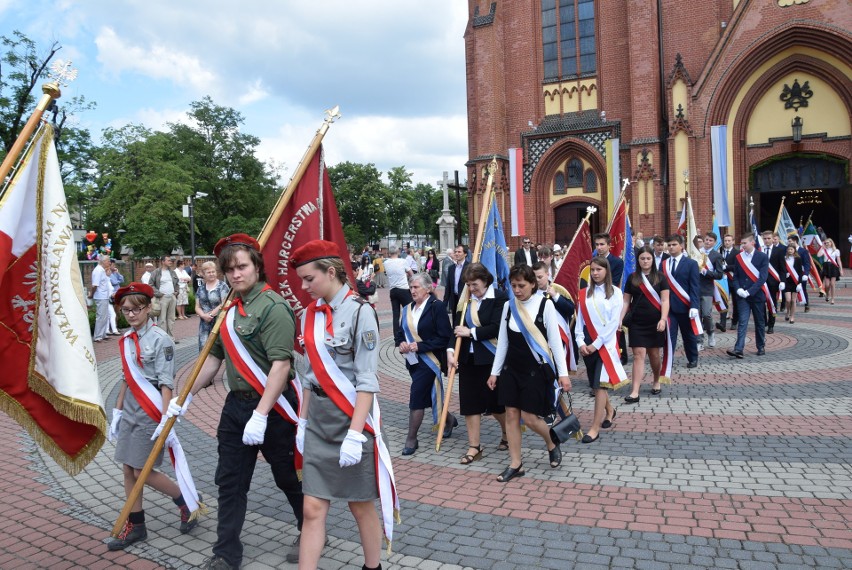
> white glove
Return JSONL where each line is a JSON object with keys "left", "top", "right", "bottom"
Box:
{"left": 796, "top": 284, "right": 803, "bottom": 293}
{"left": 151, "top": 415, "right": 168, "bottom": 440}
{"left": 688, "top": 308, "right": 699, "bottom": 319}
{"left": 802, "top": 275, "right": 809, "bottom": 283}
{"left": 295, "top": 417, "right": 307, "bottom": 455}
{"left": 339, "top": 429, "right": 368, "bottom": 467}
{"left": 779, "top": 282, "right": 785, "bottom": 291}
{"left": 167, "top": 392, "right": 192, "bottom": 418}
{"left": 242, "top": 410, "right": 268, "bottom": 445}
{"left": 108, "top": 408, "right": 122, "bottom": 443}
{"left": 736, "top": 288, "right": 749, "bottom": 298}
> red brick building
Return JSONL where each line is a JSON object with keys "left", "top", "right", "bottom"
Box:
{"left": 464, "top": 0, "right": 851, "bottom": 250}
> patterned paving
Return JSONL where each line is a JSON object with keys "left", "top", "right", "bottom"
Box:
{"left": 1, "top": 285, "right": 851, "bottom": 569}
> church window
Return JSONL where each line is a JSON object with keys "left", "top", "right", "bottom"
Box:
{"left": 567, "top": 158, "right": 583, "bottom": 187}
{"left": 584, "top": 169, "right": 597, "bottom": 193}
{"left": 541, "top": 0, "right": 597, "bottom": 79}
{"left": 554, "top": 171, "right": 566, "bottom": 194}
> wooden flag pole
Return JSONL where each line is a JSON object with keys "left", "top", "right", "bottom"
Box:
{"left": 435, "top": 157, "right": 497, "bottom": 452}
{"left": 773, "top": 196, "right": 787, "bottom": 237}
{"left": 0, "top": 82, "right": 61, "bottom": 188}
{"left": 111, "top": 106, "right": 341, "bottom": 537}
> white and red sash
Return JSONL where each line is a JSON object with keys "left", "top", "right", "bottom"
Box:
{"left": 303, "top": 299, "right": 400, "bottom": 551}
{"left": 119, "top": 331, "right": 205, "bottom": 518}
{"left": 662, "top": 257, "right": 704, "bottom": 335}
{"left": 638, "top": 274, "right": 673, "bottom": 384}
{"left": 736, "top": 253, "right": 775, "bottom": 314}
{"left": 577, "top": 289, "right": 628, "bottom": 388}
{"left": 702, "top": 255, "right": 729, "bottom": 312}
{"left": 784, "top": 258, "right": 807, "bottom": 304}
{"left": 219, "top": 295, "right": 304, "bottom": 473}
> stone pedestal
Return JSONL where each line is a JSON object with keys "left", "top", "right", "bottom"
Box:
{"left": 436, "top": 171, "right": 456, "bottom": 257}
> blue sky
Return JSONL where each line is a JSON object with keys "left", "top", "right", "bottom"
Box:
{"left": 1, "top": 1, "right": 469, "bottom": 186}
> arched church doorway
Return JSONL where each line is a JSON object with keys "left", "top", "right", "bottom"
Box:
{"left": 751, "top": 154, "right": 848, "bottom": 241}
{"left": 554, "top": 201, "right": 600, "bottom": 246}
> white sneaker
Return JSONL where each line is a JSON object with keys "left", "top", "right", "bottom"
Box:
{"left": 708, "top": 334, "right": 716, "bottom": 348}
{"left": 697, "top": 343, "right": 704, "bottom": 351}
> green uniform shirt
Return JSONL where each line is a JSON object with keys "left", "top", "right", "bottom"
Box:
{"left": 211, "top": 281, "right": 295, "bottom": 393}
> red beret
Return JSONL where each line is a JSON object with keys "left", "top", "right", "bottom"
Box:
{"left": 290, "top": 240, "right": 342, "bottom": 267}
{"left": 114, "top": 282, "right": 154, "bottom": 305}
{"left": 213, "top": 233, "right": 260, "bottom": 257}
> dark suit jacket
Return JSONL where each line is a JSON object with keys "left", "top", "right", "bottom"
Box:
{"left": 514, "top": 247, "right": 537, "bottom": 266}
{"left": 444, "top": 260, "right": 469, "bottom": 315}
{"left": 732, "top": 250, "right": 769, "bottom": 301}
{"left": 797, "top": 246, "right": 812, "bottom": 276}
{"left": 654, "top": 252, "right": 670, "bottom": 270}
{"left": 395, "top": 294, "right": 453, "bottom": 370}
{"left": 451, "top": 289, "right": 508, "bottom": 366}
{"left": 764, "top": 244, "right": 785, "bottom": 284}
{"left": 665, "top": 255, "right": 700, "bottom": 314}
{"left": 698, "top": 250, "right": 725, "bottom": 297}
{"left": 607, "top": 253, "right": 624, "bottom": 287}
{"left": 720, "top": 247, "right": 740, "bottom": 274}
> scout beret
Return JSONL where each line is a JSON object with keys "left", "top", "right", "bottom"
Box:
{"left": 290, "top": 240, "right": 342, "bottom": 267}
{"left": 114, "top": 282, "right": 154, "bottom": 305}
{"left": 213, "top": 233, "right": 261, "bottom": 257}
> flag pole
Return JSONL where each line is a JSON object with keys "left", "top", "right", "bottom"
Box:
{"left": 435, "top": 157, "right": 497, "bottom": 451}
{"left": 773, "top": 196, "right": 786, "bottom": 236}
{"left": 0, "top": 82, "right": 61, "bottom": 187}
{"left": 111, "top": 105, "right": 342, "bottom": 537}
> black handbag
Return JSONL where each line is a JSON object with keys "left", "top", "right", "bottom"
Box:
{"left": 356, "top": 278, "right": 376, "bottom": 297}
{"left": 622, "top": 307, "right": 634, "bottom": 329}
{"left": 549, "top": 391, "right": 583, "bottom": 444}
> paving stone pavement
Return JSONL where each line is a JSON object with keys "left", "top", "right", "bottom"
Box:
{"left": 1, "top": 285, "right": 851, "bottom": 569}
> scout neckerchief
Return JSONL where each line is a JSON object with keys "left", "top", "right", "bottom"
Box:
{"left": 545, "top": 283, "right": 577, "bottom": 373}
{"left": 577, "top": 287, "right": 628, "bottom": 388}
{"left": 303, "top": 295, "right": 400, "bottom": 552}
{"left": 638, "top": 273, "right": 673, "bottom": 384}
{"left": 507, "top": 293, "right": 556, "bottom": 374}
{"left": 784, "top": 257, "right": 807, "bottom": 304}
{"left": 735, "top": 251, "right": 776, "bottom": 315}
{"left": 219, "top": 284, "right": 304, "bottom": 475}
{"left": 661, "top": 256, "right": 704, "bottom": 335}
{"left": 464, "top": 285, "right": 498, "bottom": 355}
{"left": 119, "top": 327, "right": 206, "bottom": 520}
{"left": 401, "top": 297, "right": 445, "bottom": 427}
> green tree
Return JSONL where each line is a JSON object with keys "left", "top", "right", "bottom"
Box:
{"left": 329, "top": 161, "right": 388, "bottom": 244}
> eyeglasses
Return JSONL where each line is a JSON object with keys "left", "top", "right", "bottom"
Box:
{"left": 523, "top": 240, "right": 531, "bottom": 244}
{"left": 120, "top": 307, "right": 146, "bottom": 316}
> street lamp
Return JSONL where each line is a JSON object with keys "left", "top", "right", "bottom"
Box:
{"left": 182, "top": 192, "right": 208, "bottom": 265}
{"left": 791, "top": 116, "right": 803, "bottom": 143}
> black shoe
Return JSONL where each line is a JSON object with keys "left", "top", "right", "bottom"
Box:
{"left": 715, "top": 323, "right": 726, "bottom": 333}
{"left": 179, "top": 497, "right": 200, "bottom": 534}
{"left": 726, "top": 349, "right": 744, "bottom": 359}
{"left": 767, "top": 326, "right": 774, "bottom": 334}
{"left": 624, "top": 395, "right": 640, "bottom": 404}
{"left": 496, "top": 464, "right": 525, "bottom": 483}
{"left": 804, "top": 306, "right": 810, "bottom": 313}
{"left": 588, "top": 390, "right": 595, "bottom": 397}
{"left": 442, "top": 415, "right": 459, "bottom": 438}
{"left": 687, "top": 361, "right": 698, "bottom": 369}
{"left": 757, "top": 349, "right": 766, "bottom": 356}
{"left": 548, "top": 444, "right": 562, "bottom": 468}
{"left": 202, "top": 555, "right": 238, "bottom": 570}
{"left": 650, "top": 388, "right": 661, "bottom": 395}
{"left": 107, "top": 521, "right": 147, "bottom": 551}
{"left": 731, "top": 320, "right": 738, "bottom": 326}
{"left": 401, "top": 441, "right": 419, "bottom": 456}
{"left": 601, "top": 408, "right": 617, "bottom": 429}
{"left": 581, "top": 433, "right": 599, "bottom": 444}
{"left": 286, "top": 534, "right": 301, "bottom": 564}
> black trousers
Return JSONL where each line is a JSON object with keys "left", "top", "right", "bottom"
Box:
{"left": 389, "top": 287, "right": 413, "bottom": 340}
{"left": 213, "top": 392, "right": 304, "bottom": 567}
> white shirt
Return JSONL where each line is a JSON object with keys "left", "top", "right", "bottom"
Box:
{"left": 384, "top": 257, "right": 409, "bottom": 289}
{"left": 490, "top": 292, "right": 569, "bottom": 377}
{"left": 91, "top": 265, "right": 110, "bottom": 300}
{"left": 405, "top": 255, "right": 419, "bottom": 273}
{"left": 453, "top": 261, "right": 465, "bottom": 294}
{"left": 574, "top": 284, "right": 624, "bottom": 350}
{"left": 524, "top": 248, "right": 532, "bottom": 266}
{"left": 158, "top": 269, "right": 175, "bottom": 296}
{"left": 141, "top": 270, "right": 152, "bottom": 285}
{"left": 410, "top": 299, "right": 427, "bottom": 329}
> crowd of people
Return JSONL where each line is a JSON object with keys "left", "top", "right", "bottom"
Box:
{"left": 98, "top": 229, "right": 843, "bottom": 569}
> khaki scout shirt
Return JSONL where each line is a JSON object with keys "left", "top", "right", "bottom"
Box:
{"left": 210, "top": 281, "right": 295, "bottom": 393}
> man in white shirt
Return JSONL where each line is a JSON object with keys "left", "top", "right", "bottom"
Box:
{"left": 405, "top": 247, "right": 420, "bottom": 274}
{"left": 88, "top": 254, "right": 112, "bottom": 342}
{"left": 140, "top": 262, "right": 154, "bottom": 284}
{"left": 150, "top": 255, "right": 179, "bottom": 338}
{"left": 384, "top": 246, "right": 414, "bottom": 340}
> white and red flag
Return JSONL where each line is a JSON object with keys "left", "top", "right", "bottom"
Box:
{"left": 261, "top": 145, "right": 354, "bottom": 320}
{"left": 508, "top": 148, "right": 525, "bottom": 236}
{"left": 0, "top": 124, "right": 106, "bottom": 475}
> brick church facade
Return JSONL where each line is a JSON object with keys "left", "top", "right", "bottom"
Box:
{"left": 464, "top": 0, "right": 851, "bottom": 250}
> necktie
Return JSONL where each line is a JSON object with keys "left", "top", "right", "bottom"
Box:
{"left": 671, "top": 258, "right": 677, "bottom": 274}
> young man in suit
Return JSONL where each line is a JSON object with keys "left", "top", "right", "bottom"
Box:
{"left": 444, "top": 244, "right": 470, "bottom": 318}
{"left": 697, "top": 233, "right": 725, "bottom": 348}
{"left": 593, "top": 233, "right": 624, "bottom": 286}
{"left": 513, "top": 237, "right": 537, "bottom": 266}
{"left": 717, "top": 233, "right": 739, "bottom": 332}
{"left": 761, "top": 231, "right": 784, "bottom": 334}
{"left": 663, "top": 234, "right": 701, "bottom": 368}
{"left": 728, "top": 233, "right": 769, "bottom": 358}
{"left": 652, "top": 235, "right": 670, "bottom": 270}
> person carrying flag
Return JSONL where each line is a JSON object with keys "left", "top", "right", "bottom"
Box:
{"left": 107, "top": 283, "right": 203, "bottom": 551}
{"left": 291, "top": 240, "right": 397, "bottom": 570}
{"left": 165, "top": 233, "right": 304, "bottom": 569}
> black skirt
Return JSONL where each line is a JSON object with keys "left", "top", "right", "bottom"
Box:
{"left": 459, "top": 362, "right": 504, "bottom": 416}
{"left": 497, "top": 364, "right": 553, "bottom": 417}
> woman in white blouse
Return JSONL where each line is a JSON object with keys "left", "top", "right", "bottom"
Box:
{"left": 575, "top": 257, "right": 625, "bottom": 443}
{"left": 821, "top": 238, "right": 843, "bottom": 305}
{"left": 487, "top": 265, "right": 571, "bottom": 483}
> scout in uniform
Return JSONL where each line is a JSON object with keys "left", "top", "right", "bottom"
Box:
{"left": 167, "top": 234, "right": 304, "bottom": 570}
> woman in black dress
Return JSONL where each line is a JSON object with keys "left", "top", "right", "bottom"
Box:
{"left": 781, "top": 244, "right": 805, "bottom": 323}
{"left": 620, "top": 246, "right": 670, "bottom": 402}
{"left": 447, "top": 263, "right": 508, "bottom": 465}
